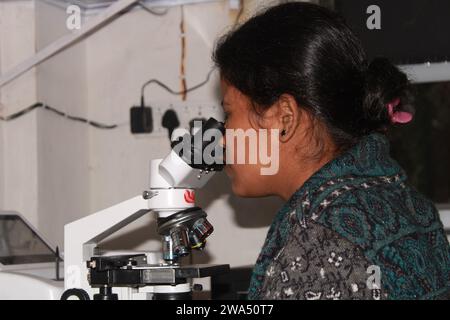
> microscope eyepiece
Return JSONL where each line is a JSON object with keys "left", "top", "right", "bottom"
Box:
{"left": 171, "top": 117, "right": 225, "bottom": 172}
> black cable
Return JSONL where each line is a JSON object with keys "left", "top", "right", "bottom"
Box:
{"left": 0, "top": 103, "right": 43, "bottom": 121}
{"left": 1, "top": 66, "right": 216, "bottom": 129}
{"left": 2, "top": 10, "right": 215, "bottom": 129}
{"left": 140, "top": 67, "right": 215, "bottom": 106}
{"left": 138, "top": 1, "right": 169, "bottom": 16}
{"left": 0, "top": 103, "right": 118, "bottom": 129}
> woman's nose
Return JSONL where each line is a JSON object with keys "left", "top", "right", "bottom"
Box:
{"left": 219, "top": 132, "right": 226, "bottom": 148}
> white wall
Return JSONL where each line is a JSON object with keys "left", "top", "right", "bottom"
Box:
{"left": 30, "top": 0, "right": 283, "bottom": 268}
{"left": 0, "top": 0, "right": 39, "bottom": 227}
{"left": 35, "top": 0, "right": 91, "bottom": 253}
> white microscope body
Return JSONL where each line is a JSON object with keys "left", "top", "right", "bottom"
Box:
{"left": 63, "top": 118, "right": 227, "bottom": 300}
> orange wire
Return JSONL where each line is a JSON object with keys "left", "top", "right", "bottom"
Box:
{"left": 180, "top": 6, "right": 187, "bottom": 101}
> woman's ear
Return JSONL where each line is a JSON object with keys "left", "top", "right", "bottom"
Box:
{"left": 275, "top": 94, "right": 301, "bottom": 142}
{"left": 250, "top": 94, "right": 301, "bottom": 141}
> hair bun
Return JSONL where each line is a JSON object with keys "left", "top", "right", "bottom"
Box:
{"left": 360, "top": 57, "right": 414, "bottom": 134}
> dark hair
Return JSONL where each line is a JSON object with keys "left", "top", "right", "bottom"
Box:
{"left": 213, "top": 2, "right": 414, "bottom": 152}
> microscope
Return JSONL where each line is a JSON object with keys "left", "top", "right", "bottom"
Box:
{"left": 61, "top": 118, "right": 229, "bottom": 300}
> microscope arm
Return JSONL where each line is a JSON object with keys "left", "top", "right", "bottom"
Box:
{"left": 63, "top": 118, "right": 225, "bottom": 298}
{"left": 64, "top": 195, "right": 148, "bottom": 293}
{"left": 64, "top": 187, "right": 196, "bottom": 295}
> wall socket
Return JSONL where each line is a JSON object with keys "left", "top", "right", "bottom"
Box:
{"left": 150, "top": 102, "right": 224, "bottom": 137}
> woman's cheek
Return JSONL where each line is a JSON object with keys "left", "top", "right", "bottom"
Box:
{"left": 230, "top": 176, "right": 247, "bottom": 197}
{"left": 224, "top": 165, "right": 242, "bottom": 191}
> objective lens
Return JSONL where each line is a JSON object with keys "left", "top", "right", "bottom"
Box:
{"left": 192, "top": 218, "right": 214, "bottom": 242}
{"left": 188, "top": 230, "right": 204, "bottom": 250}
{"left": 170, "top": 227, "right": 190, "bottom": 257}
{"left": 162, "top": 235, "right": 175, "bottom": 261}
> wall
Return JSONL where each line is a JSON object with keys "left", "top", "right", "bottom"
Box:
{"left": 35, "top": 0, "right": 91, "bottom": 253}
{"left": 0, "top": 0, "right": 38, "bottom": 227}
{"left": 30, "top": 0, "right": 284, "bottom": 268}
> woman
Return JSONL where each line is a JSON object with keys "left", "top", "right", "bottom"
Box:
{"left": 213, "top": 2, "right": 450, "bottom": 300}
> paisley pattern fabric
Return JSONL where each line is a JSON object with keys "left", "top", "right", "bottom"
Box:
{"left": 248, "top": 133, "right": 450, "bottom": 300}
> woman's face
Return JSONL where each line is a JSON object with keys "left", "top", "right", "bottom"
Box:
{"left": 220, "top": 79, "right": 277, "bottom": 197}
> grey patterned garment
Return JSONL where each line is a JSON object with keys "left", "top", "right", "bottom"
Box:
{"left": 261, "top": 217, "right": 384, "bottom": 300}
{"left": 248, "top": 134, "right": 450, "bottom": 300}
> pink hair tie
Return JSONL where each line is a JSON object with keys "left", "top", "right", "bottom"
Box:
{"left": 387, "top": 98, "right": 413, "bottom": 124}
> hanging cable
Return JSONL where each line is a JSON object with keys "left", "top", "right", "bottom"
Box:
{"left": 138, "top": 0, "right": 169, "bottom": 16}
{"left": 0, "top": 103, "right": 118, "bottom": 129}
{"left": 0, "top": 103, "right": 43, "bottom": 121}
{"left": 234, "top": 0, "right": 245, "bottom": 26}
{"left": 180, "top": 5, "right": 188, "bottom": 101}
{"left": 140, "top": 67, "right": 215, "bottom": 107}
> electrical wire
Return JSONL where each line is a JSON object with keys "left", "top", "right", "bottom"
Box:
{"left": 2, "top": 2, "right": 217, "bottom": 126}
{"left": 1, "top": 65, "right": 216, "bottom": 129}
{"left": 137, "top": 1, "right": 169, "bottom": 16}
{"left": 0, "top": 2, "right": 217, "bottom": 130}
{"left": 180, "top": 5, "right": 187, "bottom": 101}
{"left": 139, "top": 2, "right": 220, "bottom": 106}
{"left": 0, "top": 103, "right": 118, "bottom": 129}
{"left": 0, "top": 103, "right": 42, "bottom": 121}
{"left": 234, "top": 0, "right": 245, "bottom": 26}
{"left": 140, "top": 67, "right": 216, "bottom": 106}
